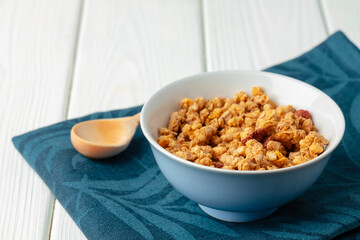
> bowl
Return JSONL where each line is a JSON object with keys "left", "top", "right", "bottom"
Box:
{"left": 140, "top": 70, "right": 345, "bottom": 222}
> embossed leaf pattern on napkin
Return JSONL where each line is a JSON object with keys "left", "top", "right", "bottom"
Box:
{"left": 13, "top": 31, "right": 360, "bottom": 239}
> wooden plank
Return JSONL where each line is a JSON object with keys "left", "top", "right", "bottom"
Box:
{"left": 202, "top": 0, "right": 254, "bottom": 70}
{"left": 0, "top": 0, "right": 81, "bottom": 239}
{"left": 51, "top": 0, "right": 203, "bottom": 239}
{"left": 67, "top": 0, "right": 203, "bottom": 119}
{"left": 51, "top": 203, "right": 87, "bottom": 240}
{"left": 320, "top": 0, "right": 360, "bottom": 47}
{"left": 203, "top": 0, "right": 327, "bottom": 70}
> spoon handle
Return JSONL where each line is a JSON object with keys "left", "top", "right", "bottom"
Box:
{"left": 132, "top": 112, "right": 141, "bottom": 123}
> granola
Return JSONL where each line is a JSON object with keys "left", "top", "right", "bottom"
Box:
{"left": 157, "top": 87, "right": 329, "bottom": 171}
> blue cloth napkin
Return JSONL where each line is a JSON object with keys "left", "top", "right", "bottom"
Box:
{"left": 13, "top": 31, "right": 360, "bottom": 240}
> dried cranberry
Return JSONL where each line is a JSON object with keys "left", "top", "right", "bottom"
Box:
{"left": 241, "top": 136, "right": 251, "bottom": 145}
{"left": 263, "top": 136, "right": 273, "bottom": 148}
{"left": 294, "top": 109, "right": 311, "bottom": 119}
{"left": 253, "top": 128, "right": 267, "bottom": 141}
{"left": 242, "top": 128, "right": 267, "bottom": 145}
{"left": 214, "top": 162, "right": 224, "bottom": 168}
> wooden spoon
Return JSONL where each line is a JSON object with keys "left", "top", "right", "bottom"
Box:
{"left": 70, "top": 113, "right": 140, "bottom": 159}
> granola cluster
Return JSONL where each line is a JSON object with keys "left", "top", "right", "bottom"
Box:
{"left": 157, "top": 87, "right": 329, "bottom": 171}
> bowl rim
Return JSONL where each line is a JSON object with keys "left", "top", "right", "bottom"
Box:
{"left": 140, "top": 70, "right": 345, "bottom": 175}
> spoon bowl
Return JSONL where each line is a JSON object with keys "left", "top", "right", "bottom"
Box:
{"left": 71, "top": 113, "right": 140, "bottom": 159}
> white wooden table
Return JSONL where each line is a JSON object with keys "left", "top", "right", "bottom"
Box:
{"left": 1, "top": 0, "right": 359, "bottom": 239}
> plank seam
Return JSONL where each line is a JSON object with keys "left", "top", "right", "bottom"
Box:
{"left": 200, "top": 0, "right": 208, "bottom": 72}
{"left": 48, "top": 0, "right": 85, "bottom": 239}
{"left": 238, "top": 3, "right": 256, "bottom": 70}
{"left": 63, "top": 0, "right": 85, "bottom": 120}
{"left": 317, "top": 0, "right": 330, "bottom": 36}
{"left": 46, "top": 198, "right": 56, "bottom": 240}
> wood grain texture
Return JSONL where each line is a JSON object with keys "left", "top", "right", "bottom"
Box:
{"left": 0, "top": 0, "right": 81, "bottom": 239}
{"left": 320, "top": 0, "right": 360, "bottom": 47}
{"left": 202, "top": 0, "right": 254, "bottom": 70}
{"left": 51, "top": 0, "right": 203, "bottom": 239}
{"left": 51, "top": 203, "right": 87, "bottom": 240}
{"left": 203, "top": 0, "right": 327, "bottom": 70}
{"left": 67, "top": 0, "right": 203, "bottom": 118}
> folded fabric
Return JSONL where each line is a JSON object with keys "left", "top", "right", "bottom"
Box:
{"left": 13, "top": 31, "right": 360, "bottom": 240}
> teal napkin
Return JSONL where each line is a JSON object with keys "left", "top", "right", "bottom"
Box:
{"left": 13, "top": 31, "right": 360, "bottom": 239}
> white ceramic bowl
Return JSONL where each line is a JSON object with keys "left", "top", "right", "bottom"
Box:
{"left": 140, "top": 71, "right": 345, "bottom": 222}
